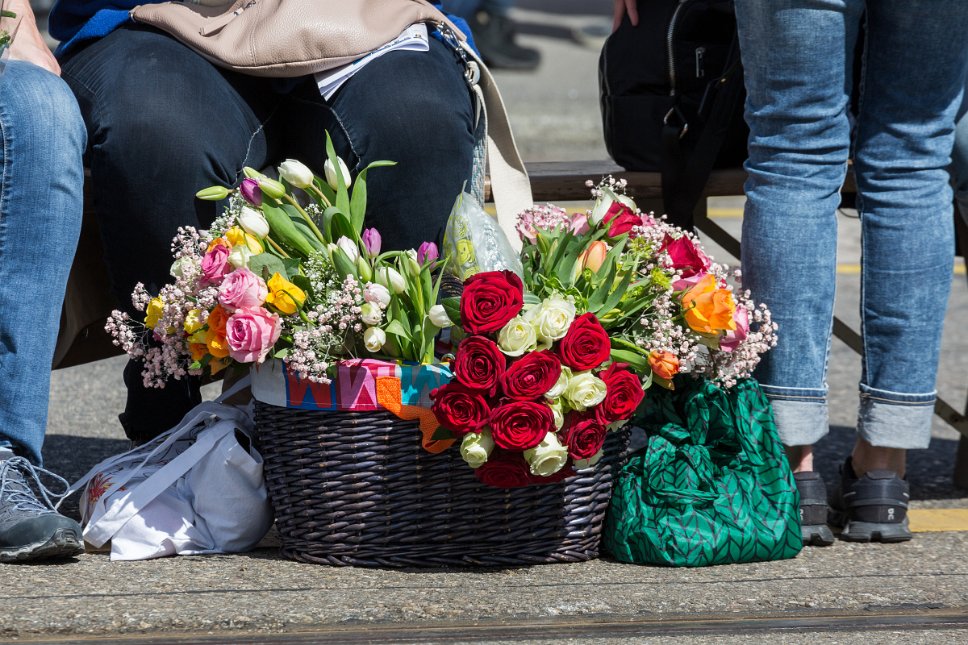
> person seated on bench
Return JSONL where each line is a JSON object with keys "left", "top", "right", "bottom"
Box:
{"left": 731, "top": 1, "right": 968, "bottom": 545}
{"left": 48, "top": 1, "right": 477, "bottom": 444}
{"left": 0, "top": 0, "right": 86, "bottom": 562}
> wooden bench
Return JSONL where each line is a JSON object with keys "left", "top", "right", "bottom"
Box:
{"left": 518, "top": 160, "right": 968, "bottom": 485}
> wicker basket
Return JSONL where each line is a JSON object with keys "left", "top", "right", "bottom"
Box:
{"left": 255, "top": 403, "right": 629, "bottom": 567}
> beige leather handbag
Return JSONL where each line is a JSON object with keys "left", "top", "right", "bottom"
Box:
{"left": 129, "top": 0, "right": 461, "bottom": 77}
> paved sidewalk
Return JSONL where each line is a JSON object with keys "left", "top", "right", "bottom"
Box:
{"left": 5, "top": 1, "right": 968, "bottom": 642}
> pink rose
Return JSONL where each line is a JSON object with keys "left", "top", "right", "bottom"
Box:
{"left": 218, "top": 267, "right": 268, "bottom": 311}
{"left": 720, "top": 304, "right": 749, "bottom": 353}
{"left": 662, "top": 235, "right": 711, "bottom": 290}
{"left": 200, "top": 243, "right": 231, "bottom": 286}
{"left": 225, "top": 307, "right": 281, "bottom": 363}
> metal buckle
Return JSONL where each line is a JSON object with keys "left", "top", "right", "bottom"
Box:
{"left": 663, "top": 106, "right": 689, "bottom": 139}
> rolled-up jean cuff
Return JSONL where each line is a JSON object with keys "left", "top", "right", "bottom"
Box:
{"left": 764, "top": 397, "right": 829, "bottom": 447}
{"left": 857, "top": 385, "right": 935, "bottom": 449}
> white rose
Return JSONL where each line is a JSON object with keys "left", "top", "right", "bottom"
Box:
{"left": 565, "top": 371, "right": 607, "bottom": 411}
{"left": 497, "top": 316, "right": 537, "bottom": 357}
{"left": 460, "top": 429, "right": 494, "bottom": 469}
{"left": 238, "top": 206, "right": 270, "bottom": 239}
{"left": 375, "top": 266, "right": 407, "bottom": 294}
{"left": 573, "top": 449, "right": 604, "bottom": 470}
{"left": 363, "top": 282, "right": 391, "bottom": 309}
{"left": 545, "top": 365, "right": 572, "bottom": 400}
{"left": 363, "top": 326, "right": 386, "bottom": 353}
{"left": 278, "top": 159, "right": 314, "bottom": 189}
{"left": 549, "top": 399, "right": 565, "bottom": 430}
{"left": 428, "top": 304, "right": 453, "bottom": 328}
{"left": 530, "top": 293, "right": 576, "bottom": 343}
{"left": 336, "top": 236, "right": 360, "bottom": 264}
{"left": 360, "top": 302, "right": 383, "bottom": 326}
{"left": 324, "top": 156, "right": 352, "bottom": 190}
{"left": 228, "top": 244, "right": 253, "bottom": 269}
{"left": 523, "top": 432, "right": 569, "bottom": 477}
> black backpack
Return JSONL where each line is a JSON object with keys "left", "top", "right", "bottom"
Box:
{"left": 599, "top": 0, "right": 748, "bottom": 229}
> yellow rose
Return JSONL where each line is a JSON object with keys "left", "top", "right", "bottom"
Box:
{"left": 265, "top": 272, "right": 306, "bottom": 315}
{"left": 144, "top": 297, "right": 164, "bottom": 329}
{"left": 184, "top": 309, "right": 204, "bottom": 334}
{"left": 681, "top": 274, "right": 737, "bottom": 334}
{"left": 225, "top": 226, "right": 263, "bottom": 254}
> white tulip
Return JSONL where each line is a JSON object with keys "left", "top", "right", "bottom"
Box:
{"left": 336, "top": 236, "right": 360, "bottom": 264}
{"left": 363, "top": 326, "right": 386, "bottom": 353}
{"left": 363, "top": 282, "right": 392, "bottom": 309}
{"left": 324, "top": 157, "right": 352, "bottom": 190}
{"left": 360, "top": 302, "right": 383, "bottom": 326}
{"left": 375, "top": 266, "right": 407, "bottom": 294}
{"left": 278, "top": 159, "right": 315, "bottom": 189}
{"left": 238, "top": 206, "right": 270, "bottom": 239}
{"left": 428, "top": 304, "right": 453, "bottom": 329}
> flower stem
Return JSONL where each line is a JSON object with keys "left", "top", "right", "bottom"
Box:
{"left": 284, "top": 195, "right": 327, "bottom": 244}
{"left": 266, "top": 236, "right": 290, "bottom": 258}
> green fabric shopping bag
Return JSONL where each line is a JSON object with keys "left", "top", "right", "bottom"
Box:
{"left": 604, "top": 377, "right": 802, "bottom": 567}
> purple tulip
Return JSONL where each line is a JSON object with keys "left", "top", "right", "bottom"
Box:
{"left": 239, "top": 178, "right": 262, "bottom": 206}
{"left": 417, "top": 241, "right": 439, "bottom": 267}
{"left": 362, "top": 228, "right": 382, "bottom": 258}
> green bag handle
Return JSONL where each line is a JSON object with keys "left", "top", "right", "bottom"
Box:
{"left": 645, "top": 433, "right": 719, "bottom": 506}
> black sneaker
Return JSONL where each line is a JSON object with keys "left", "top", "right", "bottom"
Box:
{"left": 468, "top": 10, "right": 541, "bottom": 71}
{"left": 829, "top": 457, "right": 912, "bottom": 543}
{"left": 0, "top": 457, "right": 84, "bottom": 562}
{"left": 794, "top": 471, "right": 834, "bottom": 546}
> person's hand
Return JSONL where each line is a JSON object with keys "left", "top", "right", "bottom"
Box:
{"left": 613, "top": 0, "right": 639, "bottom": 31}
{"left": 5, "top": 0, "right": 60, "bottom": 76}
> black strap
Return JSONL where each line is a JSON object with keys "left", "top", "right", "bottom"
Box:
{"left": 661, "top": 36, "right": 745, "bottom": 230}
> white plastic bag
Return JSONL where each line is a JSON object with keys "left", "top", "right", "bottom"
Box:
{"left": 66, "top": 378, "right": 273, "bottom": 561}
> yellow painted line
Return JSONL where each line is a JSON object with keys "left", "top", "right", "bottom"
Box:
{"left": 909, "top": 508, "right": 968, "bottom": 533}
{"left": 708, "top": 207, "right": 744, "bottom": 218}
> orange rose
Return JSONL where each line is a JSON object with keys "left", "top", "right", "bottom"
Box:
{"left": 206, "top": 237, "right": 230, "bottom": 254}
{"left": 648, "top": 350, "right": 680, "bottom": 380}
{"left": 189, "top": 342, "right": 208, "bottom": 362}
{"left": 205, "top": 305, "right": 231, "bottom": 358}
{"left": 681, "top": 274, "right": 737, "bottom": 334}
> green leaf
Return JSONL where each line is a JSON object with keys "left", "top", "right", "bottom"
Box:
{"left": 273, "top": 348, "right": 290, "bottom": 359}
{"left": 384, "top": 319, "right": 409, "bottom": 339}
{"left": 349, "top": 170, "right": 368, "bottom": 235}
{"left": 609, "top": 348, "right": 650, "bottom": 373}
{"left": 312, "top": 177, "right": 336, "bottom": 207}
{"left": 292, "top": 219, "right": 325, "bottom": 250}
{"left": 598, "top": 269, "right": 634, "bottom": 315}
{"left": 325, "top": 133, "right": 351, "bottom": 217}
{"left": 331, "top": 248, "right": 358, "bottom": 279}
{"left": 431, "top": 426, "right": 456, "bottom": 441}
{"left": 291, "top": 274, "right": 313, "bottom": 298}
{"left": 330, "top": 210, "right": 356, "bottom": 243}
{"left": 441, "top": 296, "right": 462, "bottom": 327}
{"left": 248, "top": 253, "right": 287, "bottom": 281}
{"left": 262, "top": 203, "right": 316, "bottom": 257}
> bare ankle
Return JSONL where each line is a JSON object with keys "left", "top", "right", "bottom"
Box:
{"left": 851, "top": 439, "right": 906, "bottom": 478}
{"left": 785, "top": 444, "right": 814, "bottom": 473}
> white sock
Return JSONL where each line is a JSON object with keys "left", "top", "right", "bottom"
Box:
{"left": 0, "top": 446, "right": 15, "bottom": 462}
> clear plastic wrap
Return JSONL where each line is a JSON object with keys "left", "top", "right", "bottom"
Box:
{"left": 442, "top": 192, "right": 523, "bottom": 281}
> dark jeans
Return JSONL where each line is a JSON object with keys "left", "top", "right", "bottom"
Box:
{"left": 61, "top": 25, "right": 476, "bottom": 442}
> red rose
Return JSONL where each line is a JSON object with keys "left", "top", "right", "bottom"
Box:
{"left": 661, "top": 234, "right": 710, "bottom": 279}
{"left": 499, "top": 350, "right": 561, "bottom": 401}
{"left": 460, "top": 270, "right": 524, "bottom": 334}
{"left": 475, "top": 450, "right": 533, "bottom": 488}
{"left": 557, "top": 313, "right": 611, "bottom": 371}
{"left": 562, "top": 413, "right": 608, "bottom": 461}
{"left": 429, "top": 382, "right": 491, "bottom": 435}
{"left": 489, "top": 401, "right": 554, "bottom": 451}
{"left": 597, "top": 362, "right": 645, "bottom": 423}
{"left": 603, "top": 201, "right": 643, "bottom": 237}
{"left": 454, "top": 335, "right": 506, "bottom": 395}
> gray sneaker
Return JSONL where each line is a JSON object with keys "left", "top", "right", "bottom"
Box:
{"left": 0, "top": 457, "right": 83, "bottom": 562}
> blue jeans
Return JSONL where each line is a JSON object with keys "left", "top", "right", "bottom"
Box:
{"left": 0, "top": 61, "right": 85, "bottom": 464}
{"left": 735, "top": 0, "right": 968, "bottom": 449}
{"left": 60, "top": 25, "right": 476, "bottom": 442}
{"left": 953, "top": 88, "right": 968, "bottom": 219}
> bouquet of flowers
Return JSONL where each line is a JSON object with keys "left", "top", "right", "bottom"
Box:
{"left": 108, "top": 135, "right": 451, "bottom": 387}
{"left": 0, "top": 3, "right": 17, "bottom": 60}
{"left": 433, "top": 176, "right": 776, "bottom": 486}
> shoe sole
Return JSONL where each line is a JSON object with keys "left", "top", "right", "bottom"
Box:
{"left": 801, "top": 523, "right": 835, "bottom": 547}
{"left": 829, "top": 510, "right": 912, "bottom": 543}
{"left": 0, "top": 527, "right": 84, "bottom": 563}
